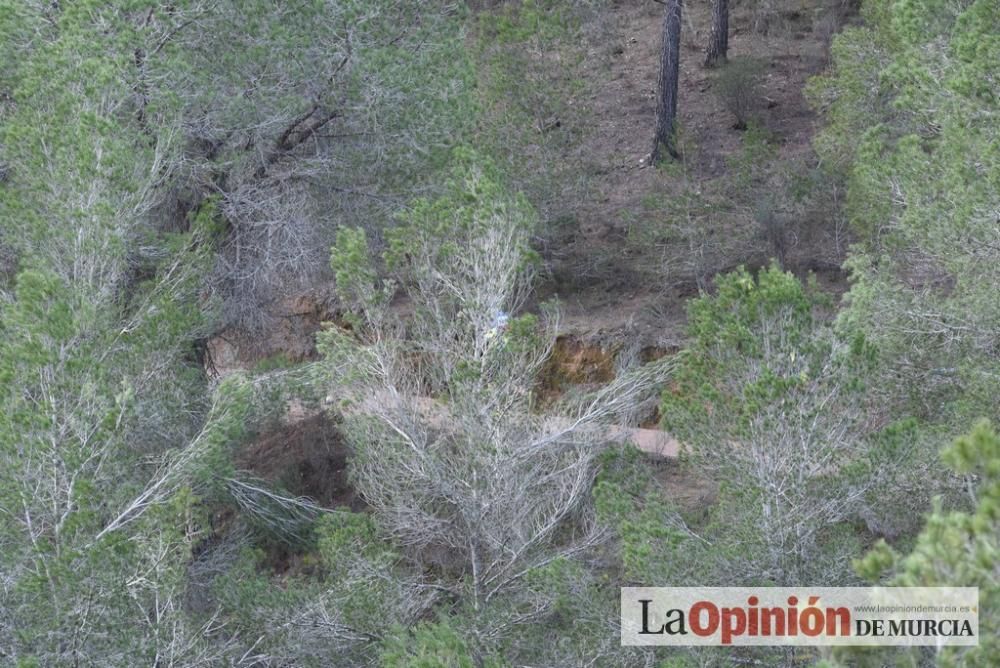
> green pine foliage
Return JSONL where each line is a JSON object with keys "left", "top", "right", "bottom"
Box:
{"left": 378, "top": 620, "right": 506, "bottom": 668}
{"left": 828, "top": 421, "right": 1000, "bottom": 667}
{"left": 809, "top": 0, "right": 1000, "bottom": 425}
{"left": 659, "top": 265, "right": 896, "bottom": 586}
{"left": 0, "top": 2, "right": 259, "bottom": 663}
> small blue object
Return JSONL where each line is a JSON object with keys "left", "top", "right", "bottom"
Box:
{"left": 485, "top": 310, "right": 510, "bottom": 341}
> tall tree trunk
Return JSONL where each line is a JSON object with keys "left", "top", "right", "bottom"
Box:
{"left": 705, "top": 0, "right": 729, "bottom": 66}
{"left": 651, "top": 0, "right": 682, "bottom": 163}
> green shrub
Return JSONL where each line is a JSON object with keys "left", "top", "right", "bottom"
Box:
{"left": 715, "top": 57, "right": 767, "bottom": 129}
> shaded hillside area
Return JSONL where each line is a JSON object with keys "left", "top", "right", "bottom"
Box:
{"left": 213, "top": 0, "right": 859, "bottom": 547}
{"left": 212, "top": 0, "right": 855, "bottom": 371}
{"left": 540, "top": 0, "right": 853, "bottom": 348}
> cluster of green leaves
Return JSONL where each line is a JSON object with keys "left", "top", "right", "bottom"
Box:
{"left": 386, "top": 150, "right": 537, "bottom": 271}
{"left": 595, "top": 440, "right": 823, "bottom": 668}
{"left": 725, "top": 123, "right": 779, "bottom": 195}
{"left": 0, "top": 2, "right": 269, "bottom": 664}
{"left": 664, "top": 265, "right": 844, "bottom": 443}
{"left": 328, "top": 147, "right": 543, "bottom": 400}
{"left": 379, "top": 620, "right": 503, "bottom": 668}
{"left": 0, "top": 255, "right": 251, "bottom": 664}
{"left": 655, "top": 266, "right": 902, "bottom": 586}
{"left": 595, "top": 445, "right": 693, "bottom": 584}
{"left": 798, "top": 9, "right": 1000, "bottom": 662}
{"left": 1, "top": 2, "right": 163, "bottom": 282}
{"left": 826, "top": 421, "right": 1000, "bottom": 667}
{"left": 809, "top": 0, "right": 1000, "bottom": 425}
{"left": 212, "top": 510, "right": 422, "bottom": 666}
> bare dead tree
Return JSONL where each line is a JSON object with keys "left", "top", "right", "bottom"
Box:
{"left": 651, "top": 0, "right": 683, "bottom": 162}
{"left": 705, "top": 0, "right": 728, "bottom": 67}
{"left": 320, "top": 165, "right": 673, "bottom": 646}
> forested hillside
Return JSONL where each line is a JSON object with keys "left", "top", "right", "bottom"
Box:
{"left": 0, "top": 0, "right": 996, "bottom": 666}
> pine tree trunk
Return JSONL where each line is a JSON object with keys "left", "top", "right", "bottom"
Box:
{"left": 651, "top": 0, "right": 682, "bottom": 163}
{"left": 705, "top": 0, "right": 729, "bottom": 67}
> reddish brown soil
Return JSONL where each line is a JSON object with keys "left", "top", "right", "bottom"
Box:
{"left": 206, "top": 289, "right": 339, "bottom": 376}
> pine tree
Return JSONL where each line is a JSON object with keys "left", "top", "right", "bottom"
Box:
{"left": 808, "top": 0, "right": 1000, "bottom": 426}
{"left": 0, "top": 3, "right": 252, "bottom": 663}
{"left": 659, "top": 265, "right": 905, "bottom": 586}
{"left": 830, "top": 421, "right": 1000, "bottom": 667}
{"left": 652, "top": 0, "right": 683, "bottom": 162}
{"left": 705, "top": 0, "right": 729, "bottom": 66}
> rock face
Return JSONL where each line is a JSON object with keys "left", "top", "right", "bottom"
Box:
{"left": 544, "top": 336, "right": 617, "bottom": 386}
{"left": 205, "top": 290, "right": 338, "bottom": 378}
{"left": 608, "top": 424, "right": 680, "bottom": 457}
